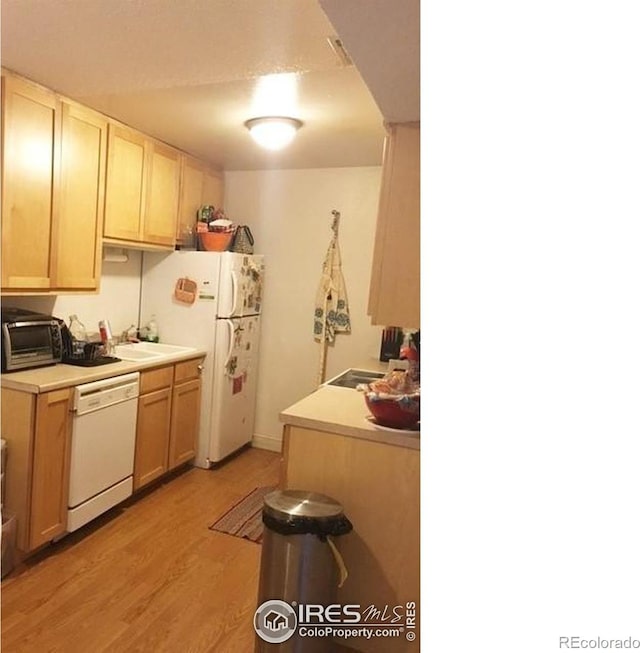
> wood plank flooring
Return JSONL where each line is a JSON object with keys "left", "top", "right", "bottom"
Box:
{"left": 1, "top": 447, "right": 281, "bottom": 653}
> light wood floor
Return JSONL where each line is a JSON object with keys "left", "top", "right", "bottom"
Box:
{"left": 1, "top": 447, "right": 281, "bottom": 653}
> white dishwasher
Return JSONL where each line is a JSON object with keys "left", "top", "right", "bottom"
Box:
{"left": 67, "top": 372, "right": 140, "bottom": 532}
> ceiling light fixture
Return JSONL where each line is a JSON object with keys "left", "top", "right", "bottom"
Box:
{"left": 245, "top": 116, "right": 303, "bottom": 151}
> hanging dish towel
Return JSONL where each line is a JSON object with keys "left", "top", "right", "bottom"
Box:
{"left": 314, "top": 213, "right": 351, "bottom": 343}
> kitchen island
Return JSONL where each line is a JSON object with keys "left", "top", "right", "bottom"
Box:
{"left": 279, "top": 382, "right": 420, "bottom": 653}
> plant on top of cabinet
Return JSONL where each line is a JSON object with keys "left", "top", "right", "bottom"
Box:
{"left": 1, "top": 71, "right": 106, "bottom": 294}
{"left": 103, "top": 124, "right": 180, "bottom": 250}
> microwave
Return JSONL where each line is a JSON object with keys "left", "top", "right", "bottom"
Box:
{"left": 1, "top": 307, "right": 63, "bottom": 372}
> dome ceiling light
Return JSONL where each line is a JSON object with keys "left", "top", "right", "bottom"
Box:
{"left": 245, "top": 116, "right": 303, "bottom": 151}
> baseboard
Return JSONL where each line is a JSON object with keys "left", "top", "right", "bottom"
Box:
{"left": 251, "top": 433, "right": 282, "bottom": 453}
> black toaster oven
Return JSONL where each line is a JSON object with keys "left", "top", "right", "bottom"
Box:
{"left": 1, "top": 307, "right": 63, "bottom": 372}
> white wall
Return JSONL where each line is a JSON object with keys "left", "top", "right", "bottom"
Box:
{"left": 5, "top": 251, "right": 143, "bottom": 339}
{"left": 225, "top": 166, "right": 383, "bottom": 448}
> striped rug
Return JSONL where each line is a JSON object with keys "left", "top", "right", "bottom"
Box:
{"left": 209, "top": 486, "right": 275, "bottom": 543}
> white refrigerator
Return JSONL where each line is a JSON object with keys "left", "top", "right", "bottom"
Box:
{"left": 140, "top": 251, "right": 264, "bottom": 467}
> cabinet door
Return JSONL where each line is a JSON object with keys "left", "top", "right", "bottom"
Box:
{"left": 139, "top": 365, "right": 174, "bottom": 395}
{"left": 368, "top": 122, "right": 421, "bottom": 328}
{"left": 134, "top": 388, "right": 172, "bottom": 490}
{"left": 176, "top": 155, "right": 205, "bottom": 245}
{"left": 30, "top": 389, "right": 72, "bottom": 549}
{"left": 169, "top": 378, "right": 201, "bottom": 470}
{"left": 202, "top": 167, "right": 224, "bottom": 208}
{"left": 103, "top": 124, "right": 146, "bottom": 242}
{"left": 173, "top": 357, "right": 203, "bottom": 384}
{"left": 1, "top": 74, "right": 58, "bottom": 290}
{"left": 53, "top": 102, "right": 107, "bottom": 290}
{"left": 143, "top": 141, "right": 180, "bottom": 246}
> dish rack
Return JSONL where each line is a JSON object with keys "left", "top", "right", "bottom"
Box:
{"left": 61, "top": 330, "right": 120, "bottom": 367}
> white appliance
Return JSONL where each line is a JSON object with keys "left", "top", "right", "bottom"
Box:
{"left": 141, "top": 251, "right": 264, "bottom": 467}
{"left": 68, "top": 372, "right": 140, "bottom": 532}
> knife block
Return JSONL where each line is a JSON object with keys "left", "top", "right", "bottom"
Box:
{"left": 379, "top": 327, "right": 404, "bottom": 362}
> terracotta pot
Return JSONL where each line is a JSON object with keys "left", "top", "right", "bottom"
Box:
{"left": 199, "top": 231, "right": 233, "bottom": 252}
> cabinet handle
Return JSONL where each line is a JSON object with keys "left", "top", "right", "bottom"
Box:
{"left": 197, "top": 364, "right": 204, "bottom": 373}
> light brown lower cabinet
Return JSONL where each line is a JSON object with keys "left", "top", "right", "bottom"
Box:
{"left": 1, "top": 387, "right": 72, "bottom": 554}
{"left": 133, "top": 358, "right": 203, "bottom": 490}
{"left": 1, "top": 357, "right": 203, "bottom": 558}
{"left": 169, "top": 378, "right": 201, "bottom": 469}
{"left": 134, "top": 387, "right": 172, "bottom": 490}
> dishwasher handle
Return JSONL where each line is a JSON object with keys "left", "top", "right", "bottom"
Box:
{"left": 74, "top": 372, "right": 140, "bottom": 414}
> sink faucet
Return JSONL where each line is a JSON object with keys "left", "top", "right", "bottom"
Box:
{"left": 119, "top": 325, "right": 139, "bottom": 344}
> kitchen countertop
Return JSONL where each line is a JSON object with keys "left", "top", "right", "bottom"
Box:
{"left": 280, "top": 382, "right": 420, "bottom": 450}
{"left": 1, "top": 348, "right": 208, "bottom": 394}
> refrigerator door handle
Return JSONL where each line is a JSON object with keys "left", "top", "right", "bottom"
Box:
{"left": 230, "top": 270, "right": 240, "bottom": 316}
{"left": 223, "top": 319, "right": 235, "bottom": 370}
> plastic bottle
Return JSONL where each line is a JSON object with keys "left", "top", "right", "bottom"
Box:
{"left": 68, "top": 315, "right": 88, "bottom": 356}
{"left": 146, "top": 315, "right": 159, "bottom": 343}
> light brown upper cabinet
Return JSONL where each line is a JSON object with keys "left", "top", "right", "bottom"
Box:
{"left": 103, "top": 125, "right": 180, "bottom": 249}
{"left": 176, "top": 156, "right": 205, "bottom": 246}
{"left": 202, "top": 166, "right": 224, "bottom": 209}
{"left": 144, "top": 142, "right": 181, "bottom": 246}
{"left": 1, "top": 71, "right": 106, "bottom": 294}
{"left": 54, "top": 102, "right": 107, "bottom": 289}
{"left": 103, "top": 124, "right": 146, "bottom": 243}
{"left": 368, "top": 122, "right": 420, "bottom": 329}
{"left": 1, "top": 74, "right": 57, "bottom": 291}
{"left": 176, "top": 157, "right": 225, "bottom": 247}
{"left": 2, "top": 70, "right": 222, "bottom": 271}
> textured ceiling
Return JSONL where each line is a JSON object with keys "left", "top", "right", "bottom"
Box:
{"left": 0, "top": 0, "right": 420, "bottom": 171}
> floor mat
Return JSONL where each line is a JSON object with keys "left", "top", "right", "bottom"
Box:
{"left": 209, "top": 486, "right": 275, "bottom": 543}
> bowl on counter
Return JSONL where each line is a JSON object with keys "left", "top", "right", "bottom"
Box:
{"left": 363, "top": 392, "right": 420, "bottom": 430}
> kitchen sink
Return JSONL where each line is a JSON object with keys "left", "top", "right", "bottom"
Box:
{"left": 126, "top": 342, "right": 196, "bottom": 355}
{"left": 112, "top": 342, "right": 197, "bottom": 361}
{"left": 112, "top": 346, "right": 163, "bottom": 361}
{"left": 324, "top": 368, "right": 385, "bottom": 389}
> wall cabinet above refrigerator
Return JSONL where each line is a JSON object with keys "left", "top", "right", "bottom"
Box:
{"left": 176, "top": 156, "right": 224, "bottom": 248}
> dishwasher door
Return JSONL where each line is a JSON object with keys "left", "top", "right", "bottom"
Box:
{"left": 68, "top": 373, "right": 139, "bottom": 531}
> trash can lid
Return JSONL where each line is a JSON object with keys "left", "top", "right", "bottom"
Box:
{"left": 264, "top": 490, "right": 344, "bottom": 523}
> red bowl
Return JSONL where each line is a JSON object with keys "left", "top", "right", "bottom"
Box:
{"left": 364, "top": 394, "right": 420, "bottom": 429}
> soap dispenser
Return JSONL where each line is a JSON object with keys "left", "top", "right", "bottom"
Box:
{"left": 146, "top": 315, "right": 159, "bottom": 343}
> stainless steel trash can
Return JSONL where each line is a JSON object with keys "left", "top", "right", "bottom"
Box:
{"left": 254, "top": 490, "right": 352, "bottom": 652}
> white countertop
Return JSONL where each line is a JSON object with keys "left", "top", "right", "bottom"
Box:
{"left": 280, "top": 383, "right": 421, "bottom": 450}
{"left": 1, "top": 348, "right": 208, "bottom": 394}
